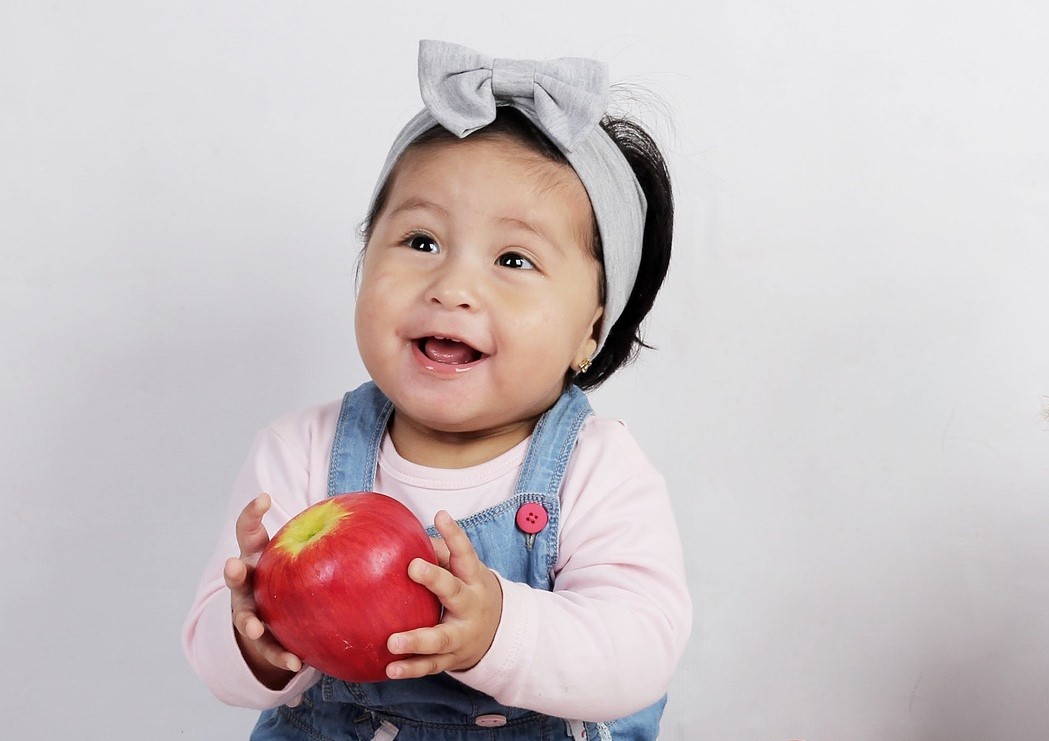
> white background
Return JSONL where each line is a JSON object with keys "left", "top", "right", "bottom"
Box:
{"left": 2, "top": 2, "right": 1047, "bottom": 739}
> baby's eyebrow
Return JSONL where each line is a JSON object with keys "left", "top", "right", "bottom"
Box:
{"left": 498, "top": 217, "right": 564, "bottom": 256}
{"left": 387, "top": 198, "right": 449, "bottom": 219}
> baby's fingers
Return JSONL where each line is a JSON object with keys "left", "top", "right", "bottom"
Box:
{"left": 236, "top": 493, "right": 272, "bottom": 559}
{"left": 385, "top": 650, "right": 456, "bottom": 680}
{"left": 385, "top": 624, "right": 460, "bottom": 679}
{"left": 224, "top": 556, "right": 251, "bottom": 596}
{"left": 432, "top": 510, "right": 483, "bottom": 582}
{"left": 258, "top": 636, "right": 302, "bottom": 673}
{"left": 225, "top": 558, "right": 262, "bottom": 634}
{"left": 239, "top": 622, "right": 302, "bottom": 673}
{"left": 407, "top": 557, "right": 466, "bottom": 607}
{"left": 429, "top": 535, "right": 451, "bottom": 569}
{"left": 387, "top": 624, "right": 453, "bottom": 659}
{"left": 226, "top": 558, "right": 302, "bottom": 673}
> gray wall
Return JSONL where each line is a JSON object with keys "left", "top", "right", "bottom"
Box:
{"left": 2, "top": 2, "right": 1047, "bottom": 739}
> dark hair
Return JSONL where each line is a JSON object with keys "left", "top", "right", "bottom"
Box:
{"left": 578, "top": 115, "right": 673, "bottom": 389}
{"left": 360, "top": 106, "right": 673, "bottom": 390}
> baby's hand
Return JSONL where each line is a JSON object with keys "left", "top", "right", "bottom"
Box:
{"left": 385, "top": 510, "right": 503, "bottom": 679}
{"left": 224, "top": 493, "right": 303, "bottom": 688}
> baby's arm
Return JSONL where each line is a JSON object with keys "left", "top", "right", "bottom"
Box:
{"left": 445, "top": 420, "right": 692, "bottom": 721}
{"left": 182, "top": 426, "right": 323, "bottom": 708}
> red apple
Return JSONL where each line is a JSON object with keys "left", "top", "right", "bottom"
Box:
{"left": 253, "top": 491, "right": 441, "bottom": 682}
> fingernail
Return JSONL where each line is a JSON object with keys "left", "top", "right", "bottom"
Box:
{"left": 409, "top": 559, "right": 429, "bottom": 579}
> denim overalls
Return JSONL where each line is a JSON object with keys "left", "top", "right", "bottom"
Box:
{"left": 251, "top": 381, "right": 665, "bottom": 740}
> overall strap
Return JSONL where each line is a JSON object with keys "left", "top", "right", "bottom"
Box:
{"left": 515, "top": 384, "right": 593, "bottom": 496}
{"left": 328, "top": 380, "right": 593, "bottom": 499}
{"left": 327, "top": 381, "right": 394, "bottom": 496}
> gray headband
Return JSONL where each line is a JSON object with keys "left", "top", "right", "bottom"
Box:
{"left": 368, "top": 39, "right": 647, "bottom": 357}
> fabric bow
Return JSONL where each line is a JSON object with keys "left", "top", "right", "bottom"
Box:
{"left": 417, "top": 39, "right": 609, "bottom": 153}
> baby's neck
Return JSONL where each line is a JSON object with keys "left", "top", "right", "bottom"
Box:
{"left": 387, "top": 412, "right": 538, "bottom": 469}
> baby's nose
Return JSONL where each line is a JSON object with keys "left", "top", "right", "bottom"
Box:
{"left": 426, "top": 258, "right": 481, "bottom": 309}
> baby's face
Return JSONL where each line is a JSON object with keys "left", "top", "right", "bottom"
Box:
{"left": 355, "top": 134, "right": 603, "bottom": 458}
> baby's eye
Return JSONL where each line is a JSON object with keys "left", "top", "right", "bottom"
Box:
{"left": 496, "top": 252, "right": 535, "bottom": 270}
{"left": 407, "top": 234, "right": 439, "bottom": 253}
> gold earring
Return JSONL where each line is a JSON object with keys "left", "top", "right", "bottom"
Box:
{"left": 578, "top": 357, "right": 592, "bottom": 374}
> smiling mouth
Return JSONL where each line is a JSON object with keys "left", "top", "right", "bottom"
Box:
{"left": 416, "top": 336, "right": 485, "bottom": 365}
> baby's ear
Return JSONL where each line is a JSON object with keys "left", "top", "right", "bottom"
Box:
{"left": 574, "top": 306, "right": 603, "bottom": 369}
{"left": 588, "top": 305, "right": 604, "bottom": 343}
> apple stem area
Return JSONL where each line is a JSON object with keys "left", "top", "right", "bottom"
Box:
{"left": 275, "top": 500, "right": 351, "bottom": 557}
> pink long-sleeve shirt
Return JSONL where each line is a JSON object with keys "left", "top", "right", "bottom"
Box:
{"left": 182, "top": 398, "right": 692, "bottom": 722}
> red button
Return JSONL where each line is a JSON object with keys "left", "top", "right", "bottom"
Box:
{"left": 515, "top": 502, "right": 548, "bottom": 534}
{"left": 475, "top": 714, "right": 507, "bottom": 728}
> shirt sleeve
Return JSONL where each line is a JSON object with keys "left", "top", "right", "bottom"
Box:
{"left": 449, "top": 418, "right": 693, "bottom": 721}
{"left": 181, "top": 420, "right": 328, "bottom": 709}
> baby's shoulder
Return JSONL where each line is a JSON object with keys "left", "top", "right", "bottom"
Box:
{"left": 257, "top": 397, "right": 344, "bottom": 452}
{"left": 560, "top": 413, "right": 667, "bottom": 520}
{"left": 572, "top": 413, "right": 658, "bottom": 476}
